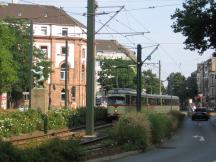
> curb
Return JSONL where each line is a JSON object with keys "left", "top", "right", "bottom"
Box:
{"left": 85, "top": 151, "right": 140, "bottom": 162}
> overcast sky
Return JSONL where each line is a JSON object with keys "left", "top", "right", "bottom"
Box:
{"left": 2, "top": 0, "right": 213, "bottom": 82}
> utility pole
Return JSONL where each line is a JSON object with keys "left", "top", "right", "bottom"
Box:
{"left": 137, "top": 44, "right": 142, "bottom": 112}
{"left": 29, "top": 20, "right": 33, "bottom": 108}
{"left": 65, "top": 39, "right": 68, "bottom": 108}
{"left": 159, "top": 60, "right": 161, "bottom": 95}
{"left": 86, "top": 0, "right": 95, "bottom": 136}
{"left": 136, "top": 44, "right": 159, "bottom": 112}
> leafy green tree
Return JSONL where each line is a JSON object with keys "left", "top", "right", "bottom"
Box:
{"left": 171, "top": 0, "right": 216, "bottom": 54}
{"left": 185, "top": 71, "right": 198, "bottom": 100}
{"left": 0, "top": 21, "right": 17, "bottom": 93}
{"left": 98, "top": 58, "right": 137, "bottom": 92}
{"left": 0, "top": 19, "right": 52, "bottom": 106}
{"left": 167, "top": 72, "right": 187, "bottom": 106}
{"left": 143, "top": 70, "right": 165, "bottom": 94}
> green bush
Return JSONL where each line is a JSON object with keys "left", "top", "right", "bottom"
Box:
{"left": 0, "top": 107, "right": 108, "bottom": 137}
{"left": 168, "top": 110, "right": 185, "bottom": 124}
{"left": 0, "top": 139, "right": 84, "bottom": 162}
{"left": 94, "top": 107, "right": 107, "bottom": 121}
{"left": 0, "top": 110, "right": 43, "bottom": 137}
{"left": 111, "top": 112, "right": 151, "bottom": 151}
{"left": 0, "top": 141, "right": 20, "bottom": 162}
{"left": 147, "top": 113, "right": 173, "bottom": 144}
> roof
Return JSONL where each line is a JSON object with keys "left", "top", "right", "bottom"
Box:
{"left": 0, "top": 3, "right": 85, "bottom": 28}
{"left": 96, "top": 39, "right": 137, "bottom": 62}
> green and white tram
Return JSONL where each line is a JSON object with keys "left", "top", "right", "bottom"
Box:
{"left": 107, "top": 88, "right": 179, "bottom": 118}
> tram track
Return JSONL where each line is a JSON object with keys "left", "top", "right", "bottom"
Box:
{"left": 5, "top": 122, "right": 113, "bottom": 147}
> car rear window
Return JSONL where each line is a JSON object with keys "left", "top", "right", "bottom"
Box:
{"left": 195, "top": 108, "right": 207, "bottom": 112}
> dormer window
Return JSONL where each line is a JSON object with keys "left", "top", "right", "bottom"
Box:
{"left": 41, "top": 26, "right": 47, "bottom": 35}
{"left": 62, "top": 28, "right": 68, "bottom": 36}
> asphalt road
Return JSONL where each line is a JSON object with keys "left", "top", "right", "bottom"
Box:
{"left": 112, "top": 117, "right": 216, "bottom": 162}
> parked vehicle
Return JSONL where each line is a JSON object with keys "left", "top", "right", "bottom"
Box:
{"left": 191, "top": 108, "right": 210, "bottom": 121}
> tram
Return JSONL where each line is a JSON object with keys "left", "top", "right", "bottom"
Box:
{"left": 107, "top": 88, "right": 179, "bottom": 118}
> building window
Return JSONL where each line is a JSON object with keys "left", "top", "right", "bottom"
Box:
{"left": 61, "top": 89, "right": 65, "bottom": 100}
{"left": 82, "top": 49, "right": 85, "bottom": 58}
{"left": 41, "top": 26, "right": 47, "bottom": 35}
{"left": 60, "top": 63, "right": 69, "bottom": 80}
{"left": 62, "top": 28, "right": 68, "bottom": 36}
{"left": 72, "top": 86, "right": 76, "bottom": 98}
{"left": 81, "top": 64, "right": 85, "bottom": 81}
{"left": 40, "top": 46, "right": 48, "bottom": 54}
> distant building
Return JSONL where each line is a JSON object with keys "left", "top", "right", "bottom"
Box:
{"left": 0, "top": 3, "right": 87, "bottom": 109}
{"left": 196, "top": 53, "right": 216, "bottom": 107}
{"left": 95, "top": 39, "right": 136, "bottom": 95}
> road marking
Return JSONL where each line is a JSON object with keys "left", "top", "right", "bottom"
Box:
{"left": 193, "top": 135, "right": 205, "bottom": 142}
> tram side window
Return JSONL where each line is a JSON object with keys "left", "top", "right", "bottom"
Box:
{"left": 162, "top": 99, "right": 166, "bottom": 105}
{"left": 126, "top": 95, "right": 130, "bottom": 105}
{"left": 164, "top": 99, "right": 169, "bottom": 105}
{"left": 108, "top": 96, "right": 126, "bottom": 105}
{"left": 148, "top": 98, "right": 157, "bottom": 105}
{"left": 131, "top": 96, "right": 136, "bottom": 105}
{"left": 142, "top": 97, "right": 147, "bottom": 105}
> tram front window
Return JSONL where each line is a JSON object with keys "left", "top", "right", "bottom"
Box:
{"left": 108, "top": 96, "right": 126, "bottom": 105}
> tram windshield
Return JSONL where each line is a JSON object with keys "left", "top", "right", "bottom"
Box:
{"left": 108, "top": 96, "right": 126, "bottom": 105}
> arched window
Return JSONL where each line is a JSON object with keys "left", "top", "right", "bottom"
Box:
{"left": 60, "top": 63, "right": 69, "bottom": 80}
{"left": 61, "top": 89, "right": 65, "bottom": 100}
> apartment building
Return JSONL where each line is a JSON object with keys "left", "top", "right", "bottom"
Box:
{"left": 0, "top": 3, "right": 87, "bottom": 109}
{"left": 197, "top": 53, "right": 216, "bottom": 107}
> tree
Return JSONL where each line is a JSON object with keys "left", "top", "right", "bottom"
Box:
{"left": 171, "top": 0, "right": 216, "bottom": 54}
{"left": 185, "top": 71, "right": 198, "bottom": 99}
{"left": 0, "top": 21, "right": 18, "bottom": 93}
{"left": 143, "top": 70, "right": 165, "bottom": 94}
{"left": 167, "top": 72, "right": 187, "bottom": 106}
{"left": 0, "top": 19, "right": 52, "bottom": 106}
{"left": 97, "top": 58, "right": 137, "bottom": 92}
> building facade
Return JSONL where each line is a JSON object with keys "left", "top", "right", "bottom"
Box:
{"left": 196, "top": 54, "right": 216, "bottom": 107}
{"left": 0, "top": 3, "right": 87, "bottom": 109}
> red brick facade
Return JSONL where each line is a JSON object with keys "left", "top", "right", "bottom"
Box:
{"left": 35, "top": 37, "right": 86, "bottom": 109}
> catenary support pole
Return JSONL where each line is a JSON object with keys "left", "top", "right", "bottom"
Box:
{"left": 136, "top": 44, "right": 142, "bottom": 112}
{"left": 86, "top": 0, "right": 95, "bottom": 136}
{"left": 29, "top": 20, "right": 33, "bottom": 108}
{"left": 159, "top": 60, "right": 162, "bottom": 105}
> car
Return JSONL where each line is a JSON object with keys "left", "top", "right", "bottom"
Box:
{"left": 192, "top": 108, "right": 210, "bottom": 121}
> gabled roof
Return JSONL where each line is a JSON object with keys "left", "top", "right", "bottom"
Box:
{"left": 0, "top": 3, "right": 85, "bottom": 28}
{"left": 96, "top": 39, "right": 137, "bottom": 62}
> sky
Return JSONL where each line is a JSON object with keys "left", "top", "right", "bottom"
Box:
{"left": 2, "top": 0, "right": 213, "bottom": 82}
